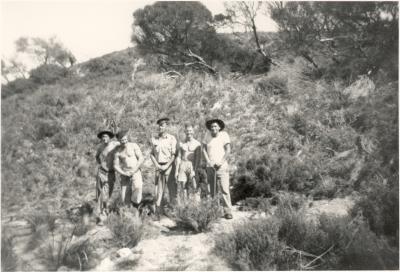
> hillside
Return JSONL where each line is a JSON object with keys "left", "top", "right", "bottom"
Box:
{"left": 1, "top": 45, "right": 398, "bottom": 270}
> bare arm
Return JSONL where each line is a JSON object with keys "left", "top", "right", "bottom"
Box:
{"left": 95, "top": 147, "right": 101, "bottom": 165}
{"left": 221, "top": 143, "right": 231, "bottom": 164}
{"left": 132, "top": 144, "right": 144, "bottom": 174}
{"left": 150, "top": 153, "right": 161, "bottom": 170}
{"left": 175, "top": 147, "right": 181, "bottom": 177}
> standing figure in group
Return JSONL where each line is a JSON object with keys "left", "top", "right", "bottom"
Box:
{"left": 113, "top": 130, "right": 144, "bottom": 208}
{"left": 95, "top": 129, "right": 120, "bottom": 215}
{"left": 175, "top": 123, "right": 202, "bottom": 204}
{"left": 150, "top": 117, "right": 178, "bottom": 216}
{"left": 203, "top": 119, "right": 233, "bottom": 219}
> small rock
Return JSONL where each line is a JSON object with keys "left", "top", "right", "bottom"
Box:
{"left": 117, "top": 248, "right": 133, "bottom": 259}
{"left": 57, "top": 266, "right": 70, "bottom": 271}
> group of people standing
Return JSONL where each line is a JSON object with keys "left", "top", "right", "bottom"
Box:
{"left": 95, "top": 117, "right": 233, "bottom": 220}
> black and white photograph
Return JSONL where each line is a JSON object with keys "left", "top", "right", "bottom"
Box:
{"left": 1, "top": 0, "right": 399, "bottom": 270}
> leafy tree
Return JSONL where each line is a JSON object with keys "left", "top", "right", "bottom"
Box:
{"left": 218, "top": 1, "right": 275, "bottom": 68}
{"left": 268, "top": 1, "right": 398, "bottom": 79}
{"left": 132, "top": 1, "right": 219, "bottom": 66}
{"left": 15, "top": 36, "right": 76, "bottom": 68}
{"left": 1, "top": 57, "right": 28, "bottom": 82}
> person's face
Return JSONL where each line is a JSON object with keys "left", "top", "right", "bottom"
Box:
{"left": 210, "top": 123, "right": 220, "bottom": 136}
{"left": 119, "top": 135, "right": 128, "bottom": 146}
{"left": 158, "top": 122, "right": 167, "bottom": 134}
{"left": 101, "top": 134, "right": 110, "bottom": 144}
{"left": 185, "top": 126, "right": 194, "bottom": 139}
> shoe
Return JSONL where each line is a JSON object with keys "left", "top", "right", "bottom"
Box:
{"left": 224, "top": 213, "right": 233, "bottom": 220}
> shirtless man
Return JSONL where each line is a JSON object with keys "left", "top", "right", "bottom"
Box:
{"left": 175, "top": 124, "right": 202, "bottom": 203}
{"left": 113, "top": 130, "right": 144, "bottom": 208}
{"left": 95, "top": 129, "right": 120, "bottom": 215}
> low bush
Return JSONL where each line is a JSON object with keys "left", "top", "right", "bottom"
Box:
{"left": 255, "top": 73, "right": 288, "bottom": 96}
{"left": 105, "top": 209, "right": 143, "bottom": 248}
{"left": 232, "top": 154, "right": 319, "bottom": 203}
{"left": 25, "top": 209, "right": 57, "bottom": 233}
{"left": 1, "top": 78, "right": 38, "bottom": 98}
{"left": 1, "top": 229, "right": 18, "bottom": 271}
{"left": 35, "top": 119, "right": 63, "bottom": 140}
{"left": 29, "top": 64, "right": 68, "bottom": 85}
{"left": 215, "top": 198, "right": 399, "bottom": 270}
{"left": 351, "top": 181, "right": 399, "bottom": 239}
{"left": 238, "top": 197, "right": 271, "bottom": 212}
{"left": 40, "top": 225, "right": 96, "bottom": 271}
{"left": 214, "top": 217, "right": 290, "bottom": 270}
{"left": 173, "top": 198, "right": 222, "bottom": 232}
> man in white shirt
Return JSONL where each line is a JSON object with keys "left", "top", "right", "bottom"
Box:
{"left": 150, "top": 117, "right": 178, "bottom": 216}
{"left": 203, "top": 119, "right": 233, "bottom": 219}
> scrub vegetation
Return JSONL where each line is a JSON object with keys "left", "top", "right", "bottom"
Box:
{"left": 1, "top": 1, "right": 398, "bottom": 270}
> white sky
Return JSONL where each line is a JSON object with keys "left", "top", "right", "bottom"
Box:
{"left": 1, "top": 0, "right": 277, "bottom": 64}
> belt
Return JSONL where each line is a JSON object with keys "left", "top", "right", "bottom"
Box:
{"left": 158, "top": 162, "right": 168, "bottom": 165}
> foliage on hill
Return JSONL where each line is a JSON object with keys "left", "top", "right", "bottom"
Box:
{"left": 2, "top": 52, "right": 397, "bottom": 243}
{"left": 269, "top": 1, "right": 399, "bottom": 80}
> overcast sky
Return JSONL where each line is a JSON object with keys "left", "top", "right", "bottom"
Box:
{"left": 1, "top": 0, "right": 277, "bottom": 63}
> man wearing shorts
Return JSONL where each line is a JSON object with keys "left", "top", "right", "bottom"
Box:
{"left": 203, "top": 119, "right": 233, "bottom": 219}
{"left": 95, "top": 129, "right": 120, "bottom": 215}
{"left": 175, "top": 124, "right": 201, "bottom": 204}
{"left": 150, "top": 117, "right": 177, "bottom": 215}
{"left": 113, "top": 130, "right": 144, "bottom": 208}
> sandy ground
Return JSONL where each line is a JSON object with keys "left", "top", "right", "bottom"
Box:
{"left": 2, "top": 196, "right": 355, "bottom": 271}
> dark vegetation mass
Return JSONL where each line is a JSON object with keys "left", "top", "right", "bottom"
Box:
{"left": 1, "top": 1, "right": 398, "bottom": 270}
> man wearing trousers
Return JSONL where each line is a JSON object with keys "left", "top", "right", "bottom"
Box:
{"left": 203, "top": 118, "right": 233, "bottom": 219}
{"left": 150, "top": 117, "right": 178, "bottom": 216}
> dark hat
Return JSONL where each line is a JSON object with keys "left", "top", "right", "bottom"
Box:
{"left": 205, "top": 119, "right": 225, "bottom": 131}
{"left": 97, "top": 130, "right": 114, "bottom": 139}
{"left": 116, "top": 129, "right": 129, "bottom": 140}
{"left": 156, "top": 117, "right": 170, "bottom": 125}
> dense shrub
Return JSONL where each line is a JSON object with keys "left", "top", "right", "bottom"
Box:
{"left": 29, "top": 64, "right": 68, "bottom": 85}
{"left": 35, "top": 120, "right": 63, "bottom": 140}
{"left": 214, "top": 217, "right": 286, "bottom": 270}
{"left": 1, "top": 229, "right": 18, "bottom": 271}
{"left": 1, "top": 78, "right": 38, "bottom": 98}
{"left": 173, "top": 198, "right": 222, "bottom": 232}
{"left": 80, "top": 51, "right": 133, "bottom": 76}
{"left": 105, "top": 209, "right": 143, "bottom": 248}
{"left": 215, "top": 199, "right": 399, "bottom": 270}
{"left": 232, "top": 154, "right": 319, "bottom": 203}
{"left": 39, "top": 227, "right": 96, "bottom": 271}
{"left": 351, "top": 181, "right": 399, "bottom": 239}
{"left": 255, "top": 73, "right": 288, "bottom": 96}
{"left": 238, "top": 197, "right": 271, "bottom": 212}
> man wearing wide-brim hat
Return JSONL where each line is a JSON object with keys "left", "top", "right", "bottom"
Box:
{"left": 150, "top": 117, "right": 178, "bottom": 217}
{"left": 95, "top": 129, "right": 120, "bottom": 215}
{"left": 203, "top": 118, "right": 233, "bottom": 219}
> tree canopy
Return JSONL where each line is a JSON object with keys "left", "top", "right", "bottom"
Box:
{"left": 268, "top": 1, "right": 398, "bottom": 79}
{"left": 132, "top": 1, "right": 219, "bottom": 65}
{"left": 15, "top": 36, "right": 76, "bottom": 68}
